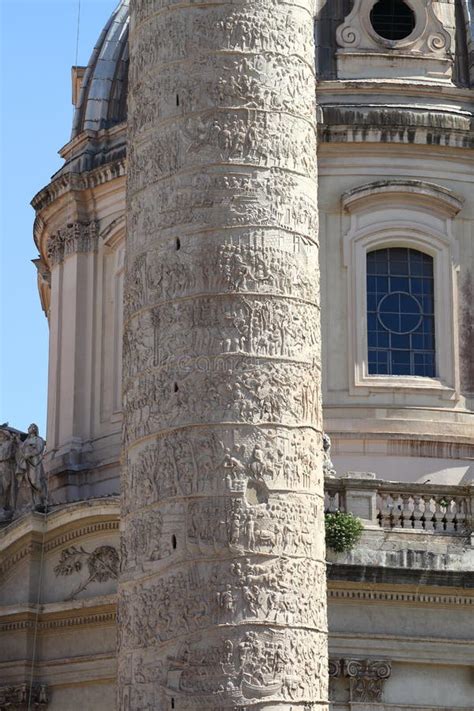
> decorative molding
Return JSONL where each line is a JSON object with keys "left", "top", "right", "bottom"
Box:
{"left": 46, "top": 221, "right": 99, "bottom": 266}
{"left": 335, "top": 0, "right": 454, "bottom": 82}
{"left": 0, "top": 541, "right": 38, "bottom": 578}
{"left": 342, "top": 180, "right": 464, "bottom": 219}
{"left": 44, "top": 520, "right": 119, "bottom": 553}
{"left": 31, "top": 159, "right": 126, "bottom": 215}
{"left": 1, "top": 519, "right": 119, "bottom": 579}
{"left": 0, "top": 610, "right": 116, "bottom": 633}
{"left": 328, "top": 587, "right": 474, "bottom": 606}
{"left": 336, "top": 0, "right": 451, "bottom": 53}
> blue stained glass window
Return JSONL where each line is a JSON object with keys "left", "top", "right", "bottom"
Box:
{"left": 367, "top": 248, "right": 436, "bottom": 376}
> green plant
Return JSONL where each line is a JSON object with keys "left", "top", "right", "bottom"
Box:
{"left": 325, "top": 511, "right": 364, "bottom": 553}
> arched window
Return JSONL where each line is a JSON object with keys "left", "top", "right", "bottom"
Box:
{"left": 342, "top": 180, "right": 461, "bottom": 395}
{"left": 367, "top": 248, "right": 435, "bottom": 376}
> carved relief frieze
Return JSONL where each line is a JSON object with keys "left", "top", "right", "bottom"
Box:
{"left": 130, "top": 5, "right": 314, "bottom": 84}
{"left": 128, "top": 111, "right": 317, "bottom": 194}
{"left": 46, "top": 221, "right": 98, "bottom": 266}
{"left": 124, "top": 296, "right": 320, "bottom": 377}
{"left": 118, "top": 627, "right": 327, "bottom": 709}
{"left": 119, "top": 557, "right": 326, "bottom": 648}
{"left": 129, "top": 53, "right": 315, "bottom": 135}
{"left": 122, "top": 426, "right": 322, "bottom": 515}
{"left": 124, "top": 232, "right": 319, "bottom": 319}
{"left": 127, "top": 170, "right": 318, "bottom": 244}
{"left": 120, "top": 504, "right": 184, "bottom": 573}
{"left": 122, "top": 0, "right": 323, "bottom": 704}
{"left": 123, "top": 360, "right": 321, "bottom": 445}
{"left": 186, "top": 493, "right": 324, "bottom": 559}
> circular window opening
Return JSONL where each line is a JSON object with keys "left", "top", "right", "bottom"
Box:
{"left": 370, "top": 0, "right": 416, "bottom": 41}
{"left": 377, "top": 291, "right": 423, "bottom": 334}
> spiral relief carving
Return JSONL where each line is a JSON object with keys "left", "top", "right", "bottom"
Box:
{"left": 119, "top": 0, "right": 327, "bottom": 708}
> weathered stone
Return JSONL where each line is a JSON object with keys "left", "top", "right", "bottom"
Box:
{"left": 119, "top": 0, "right": 327, "bottom": 707}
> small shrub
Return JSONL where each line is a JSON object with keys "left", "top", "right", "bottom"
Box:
{"left": 325, "top": 511, "right": 364, "bottom": 553}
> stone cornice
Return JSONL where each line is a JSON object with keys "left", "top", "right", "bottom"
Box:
{"left": 325, "top": 429, "right": 474, "bottom": 458}
{"left": 328, "top": 584, "right": 474, "bottom": 607}
{"left": 342, "top": 179, "right": 464, "bottom": 217}
{"left": 319, "top": 105, "right": 474, "bottom": 147}
{"left": 0, "top": 597, "right": 116, "bottom": 633}
{"left": 31, "top": 159, "right": 126, "bottom": 217}
{"left": 328, "top": 563, "right": 474, "bottom": 590}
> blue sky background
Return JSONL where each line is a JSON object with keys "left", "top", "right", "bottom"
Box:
{"left": 0, "top": 0, "right": 117, "bottom": 434}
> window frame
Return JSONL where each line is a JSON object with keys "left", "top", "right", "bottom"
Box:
{"left": 366, "top": 246, "right": 436, "bottom": 378}
{"left": 342, "top": 181, "right": 462, "bottom": 397}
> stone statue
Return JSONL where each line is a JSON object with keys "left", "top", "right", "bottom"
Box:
{"left": 15, "top": 423, "right": 47, "bottom": 510}
{"left": 323, "top": 432, "right": 337, "bottom": 478}
{"left": 0, "top": 427, "right": 17, "bottom": 520}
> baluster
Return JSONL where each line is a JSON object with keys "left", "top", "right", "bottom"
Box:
{"left": 430, "top": 496, "right": 439, "bottom": 531}
{"left": 399, "top": 494, "right": 410, "bottom": 528}
{"left": 378, "top": 493, "right": 392, "bottom": 528}
{"left": 376, "top": 492, "right": 384, "bottom": 527}
{"left": 387, "top": 494, "right": 396, "bottom": 529}
{"left": 440, "top": 496, "right": 450, "bottom": 532}
{"left": 408, "top": 495, "right": 416, "bottom": 529}
{"left": 452, "top": 497, "right": 464, "bottom": 533}
{"left": 415, "top": 495, "right": 426, "bottom": 530}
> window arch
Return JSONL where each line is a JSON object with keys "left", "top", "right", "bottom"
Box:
{"left": 342, "top": 180, "right": 462, "bottom": 395}
{"left": 367, "top": 247, "right": 435, "bottom": 376}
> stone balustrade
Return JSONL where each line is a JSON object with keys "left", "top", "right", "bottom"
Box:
{"left": 325, "top": 474, "right": 473, "bottom": 535}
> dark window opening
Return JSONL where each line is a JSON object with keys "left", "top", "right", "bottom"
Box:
{"left": 370, "top": 0, "right": 416, "bottom": 41}
{"left": 367, "top": 248, "right": 435, "bottom": 377}
{"left": 171, "top": 534, "right": 177, "bottom": 549}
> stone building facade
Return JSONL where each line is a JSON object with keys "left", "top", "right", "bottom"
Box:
{"left": 1, "top": 0, "right": 473, "bottom": 709}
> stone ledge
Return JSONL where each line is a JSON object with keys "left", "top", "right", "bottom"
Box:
{"left": 327, "top": 562, "right": 474, "bottom": 589}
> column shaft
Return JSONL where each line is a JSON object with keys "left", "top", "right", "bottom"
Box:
{"left": 119, "top": 0, "right": 328, "bottom": 707}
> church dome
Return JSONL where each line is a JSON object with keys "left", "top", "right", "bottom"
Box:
{"left": 72, "top": 0, "right": 129, "bottom": 138}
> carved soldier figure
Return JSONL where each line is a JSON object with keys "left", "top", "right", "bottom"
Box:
{"left": 15, "top": 423, "right": 47, "bottom": 509}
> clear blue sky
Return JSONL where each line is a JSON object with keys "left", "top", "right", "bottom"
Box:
{"left": 0, "top": 0, "right": 117, "bottom": 434}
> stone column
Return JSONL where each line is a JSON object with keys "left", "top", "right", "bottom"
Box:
{"left": 119, "top": 0, "right": 328, "bottom": 708}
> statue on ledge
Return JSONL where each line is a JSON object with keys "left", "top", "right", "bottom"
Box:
{"left": 0, "top": 427, "right": 16, "bottom": 520}
{"left": 16, "top": 423, "right": 47, "bottom": 510}
{"left": 323, "top": 432, "right": 337, "bottom": 479}
{"left": 0, "top": 423, "right": 47, "bottom": 522}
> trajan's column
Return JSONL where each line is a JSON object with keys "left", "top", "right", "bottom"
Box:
{"left": 119, "top": 0, "right": 328, "bottom": 707}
